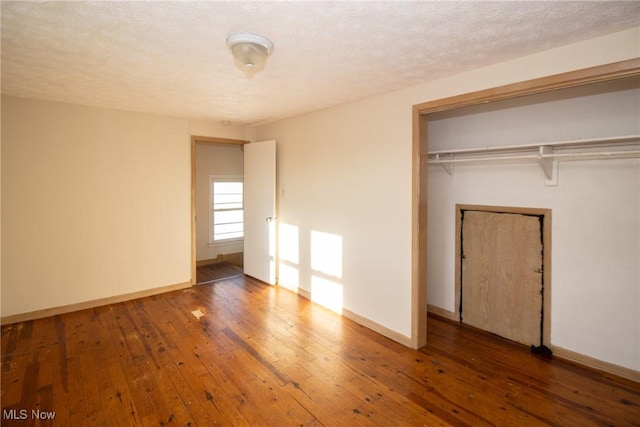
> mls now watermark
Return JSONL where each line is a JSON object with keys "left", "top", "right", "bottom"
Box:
{"left": 3, "top": 409, "right": 57, "bottom": 420}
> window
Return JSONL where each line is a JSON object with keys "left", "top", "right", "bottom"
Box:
{"left": 210, "top": 176, "right": 243, "bottom": 242}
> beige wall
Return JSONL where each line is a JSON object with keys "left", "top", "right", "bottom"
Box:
{"left": 253, "top": 28, "right": 640, "bottom": 359}
{"left": 195, "top": 143, "right": 244, "bottom": 261}
{"left": 189, "top": 119, "right": 246, "bottom": 141}
{"left": 0, "top": 97, "right": 242, "bottom": 317}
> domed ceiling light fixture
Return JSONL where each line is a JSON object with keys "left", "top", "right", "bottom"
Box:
{"left": 226, "top": 33, "right": 274, "bottom": 77}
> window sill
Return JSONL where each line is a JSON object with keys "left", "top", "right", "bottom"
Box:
{"left": 207, "top": 239, "right": 243, "bottom": 248}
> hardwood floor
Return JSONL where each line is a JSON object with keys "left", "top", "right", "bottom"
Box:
{"left": 196, "top": 262, "right": 243, "bottom": 285}
{"left": 2, "top": 274, "right": 639, "bottom": 426}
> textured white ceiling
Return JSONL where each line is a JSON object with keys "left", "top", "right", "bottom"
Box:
{"left": 2, "top": 1, "right": 639, "bottom": 126}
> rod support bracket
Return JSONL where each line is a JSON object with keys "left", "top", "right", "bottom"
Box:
{"left": 435, "top": 153, "right": 454, "bottom": 175}
{"left": 538, "top": 146, "right": 558, "bottom": 186}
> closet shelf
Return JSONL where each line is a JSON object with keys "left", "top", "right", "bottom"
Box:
{"left": 427, "top": 135, "right": 640, "bottom": 185}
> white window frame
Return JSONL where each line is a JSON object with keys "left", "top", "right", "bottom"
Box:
{"left": 208, "top": 175, "right": 244, "bottom": 246}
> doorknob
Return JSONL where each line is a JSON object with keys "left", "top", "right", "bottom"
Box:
{"left": 266, "top": 217, "right": 276, "bottom": 222}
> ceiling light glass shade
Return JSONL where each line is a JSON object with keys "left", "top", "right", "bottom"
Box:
{"left": 226, "top": 33, "right": 274, "bottom": 76}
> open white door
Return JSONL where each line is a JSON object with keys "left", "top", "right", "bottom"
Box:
{"left": 244, "top": 140, "right": 277, "bottom": 284}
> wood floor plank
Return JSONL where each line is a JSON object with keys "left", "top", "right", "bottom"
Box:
{"left": 144, "top": 306, "right": 247, "bottom": 425}
{"left": 282, "top": 372, "right": 373, "bottom": 426}
{"left": 197, "top": 261, "right": 243, "bottom": 285}
{"left": 3, "top": 272, "right": 640, "bottom": 426}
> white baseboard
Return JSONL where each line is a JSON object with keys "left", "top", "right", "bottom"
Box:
{"left": 295, "top": 287, "right": 412, "bottom": 347}
{"left": 427, "top": 304, "right": 459, "bottom": 322}
{"left": 1, "top": 281, "right": 192, "bottom": 325}
{"left": 553, "top": 346, "right": 640, "bottom": 383}
{"left": 342, "top": 308, "right": 412, "bottom": 347}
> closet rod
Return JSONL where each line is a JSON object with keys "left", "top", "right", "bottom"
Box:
{"left": 430, "top": 150, "right": 640, "bottom": 165}
{"left": 428, "top": 135, "right": 640, "bottom": 157}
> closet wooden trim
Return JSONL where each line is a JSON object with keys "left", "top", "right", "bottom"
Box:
{"left": 414, "top": 58, "right": 640, "bottom": 113}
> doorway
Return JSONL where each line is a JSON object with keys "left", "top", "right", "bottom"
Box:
{"left": 457, "top": 205, "right": 550, "bottom": 348}
{"left": 191, "top": 136, "right": 248, "bottom": 285}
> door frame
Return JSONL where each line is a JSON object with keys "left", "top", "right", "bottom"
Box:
{"left": 456, "top": 204, "right": 551, "bottom": 347}
{"left": 411, "top": 58, "right": 640, "bottom": 349}
{"left": 190, "top": 135, "right": 249, "bottom": 285}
